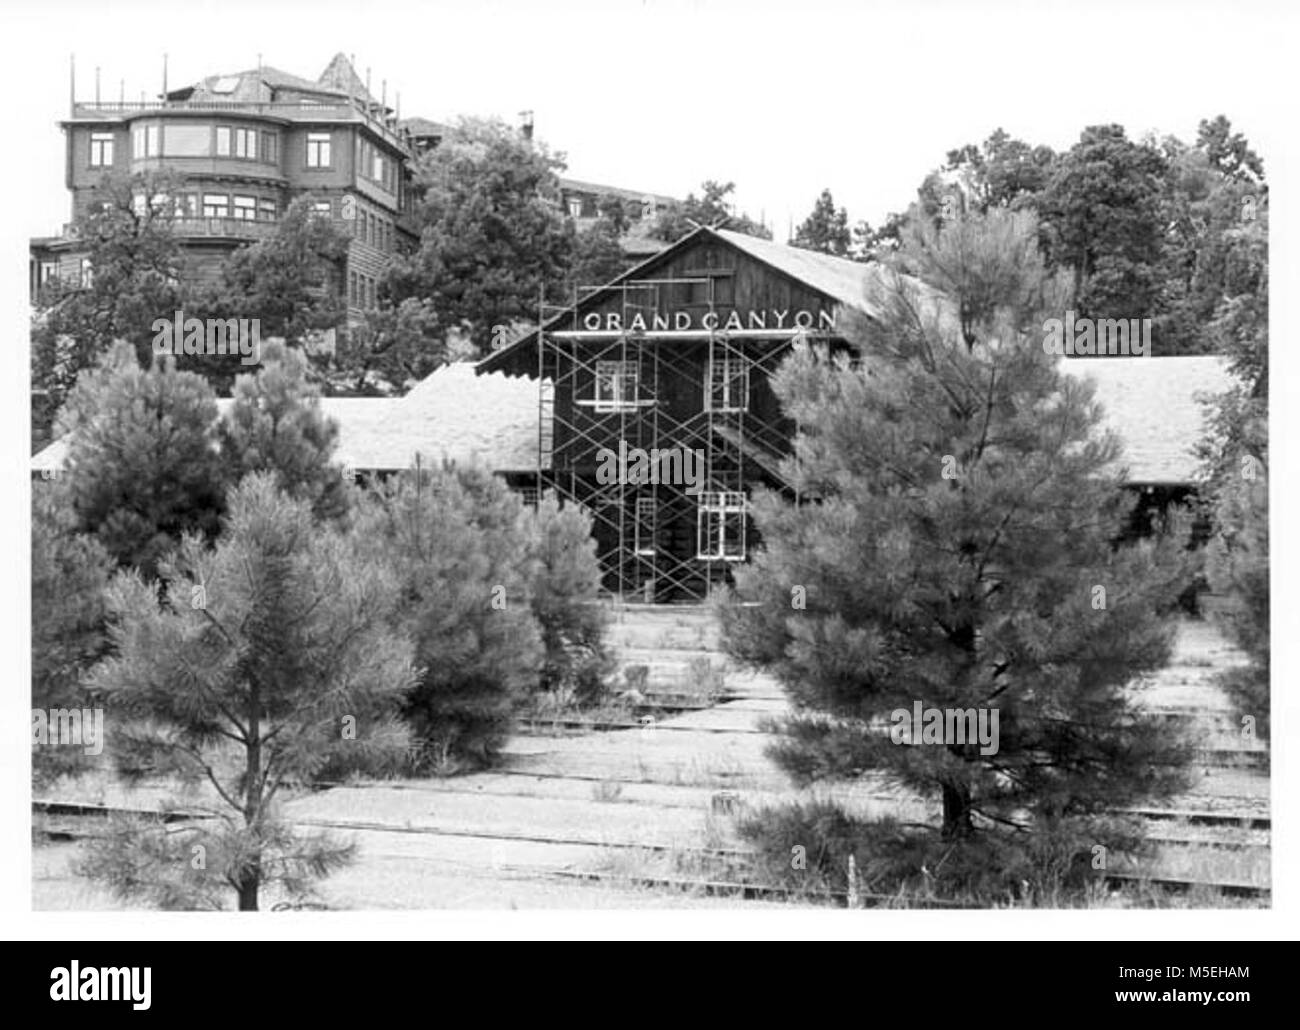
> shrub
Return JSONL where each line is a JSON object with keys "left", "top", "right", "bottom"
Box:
{"left": 528, "top": 493, "right": 612, "bottom": 704}
{"left": 352, "top": 463, "right": 543, "bottom": 771}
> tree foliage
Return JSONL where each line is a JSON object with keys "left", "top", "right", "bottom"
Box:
{"left": 55, "top": 342, "right": 227, "bottom": 578}
{"left": 791, "top": 188, "right": 852, "bottom": 257}
{"left": 31, "top": 171, "right": 189, "bottom": 446}
{"left": 721, "top": 210, "right": 1192, "bottom": 893}
{"left": 351, "top": 463, "right": 543, "bottom": 771}
{"left": 651, "top": 180, "right": 772, "bottom": 242}
{"left": 31, "top": 483, "right": 116, "bottom": 787}
{"left": 200, "top": 196, "right": 351, "bottom": 352}
{"left": 82, "top": 475, "right": 416, "bottom": 910}
{"left": 219, "top": 340, "right": 351, "bottom": 521}
{"left": 529, "top": 494, "right": 611, "bottom": 702}
{"left": 384, "top": 117, "right": 576, "bottom": 352}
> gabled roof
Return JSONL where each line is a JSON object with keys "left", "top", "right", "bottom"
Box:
{"left": 477, "top": 226, "right": 891, "bottom": 374}
{"left": 714, "top": 229, "right": 888, "bottom": 318}
{"left": 1059, "top": 355, "right": 1234, "bottom": 485}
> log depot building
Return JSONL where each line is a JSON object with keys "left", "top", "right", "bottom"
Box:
{"left": 478, "top": 225, "right": 1234, "bottom": 603}
{"left": 481, "top": 226, "right": 873, "bottom": 601}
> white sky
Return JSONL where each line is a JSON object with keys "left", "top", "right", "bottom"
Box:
{"left": 6, "top": 0, "right": 1293, "bottom": 239}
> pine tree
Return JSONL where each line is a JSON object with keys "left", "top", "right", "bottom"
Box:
{"left": 352, "top": 463, "right": 543, "bottom": 771}
{"left": 31, "top": 483, "right": 116, "bottom": 787}
{"left": 529, "top": 493, "right": 611, "bottom": 702}
{"left": 219, "top": 339, "right": 351, "bottom": 521}
{"left": 721, "top": 209, "right": 1192, "bottom": 891}
{"left": 791, "top": 188, "right": 852, "bottom": 256}
{"left": 81, "top": 474, "right": 416, "bottom": 910}
{"left": 56, "top": 342, "right": 227, "bottom": 578}
{"left": 1199, "top": 202, "right": 1268, "bottom": 738}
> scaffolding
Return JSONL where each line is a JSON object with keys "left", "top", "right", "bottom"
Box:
{"left": 536, "top": 274, "right": 806, "bottom": 602}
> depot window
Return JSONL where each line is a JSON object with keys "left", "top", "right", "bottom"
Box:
{"left": 708, "top": 354, "right": 749, "bottom": 412}
{"left": 634, "top": 496, "right": 656, "bottom": 556}
{"left": 594, "top": 360, "right": 639, "bottom": 413}
{"left": 697, "top": 491, "right": 747, "bottom": 561}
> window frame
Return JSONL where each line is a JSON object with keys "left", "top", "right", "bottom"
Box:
{"left": 89, "top": 132, "right": 115, "bottom": 168}
{"left": 696, "top": 491, "right": 747, "bottom": 562}
{"left": 306, "top": 131, "right": 332, "bottom": 169}
{"left": 202, "top": 193, "right": 230, "bottom": 218}
{"left": 633, "top": 495, "right": 656, "bottom": 556}
{"left": 594, "top": 359, "right": 640, "bottom": 413}
{"left": 708, "top": 353, "right": 750, "bottom": 413}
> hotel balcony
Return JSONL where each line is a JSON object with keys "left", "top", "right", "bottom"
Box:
{"left": 170, "top": 216, "right": 281, "bottom": 242}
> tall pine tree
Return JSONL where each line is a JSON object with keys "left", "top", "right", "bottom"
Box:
{"left": 722, "top": 209, "right": 1192, "bottom": 887}
{"left": 82, "top": 475, "right": 416, "bottom": 910}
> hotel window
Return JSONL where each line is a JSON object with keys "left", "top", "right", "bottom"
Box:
{"left": 708, "top": 354, "right": 750, "bottom": 412}
{"left": 258, "top": 198, "right": 277, "bottom": 221}
{"left": 567, "top": 197, "right": 583, "bottom": 218}
{"left": 349, "top": 272, "right": 358, "bottom": 307}
{"left": 234, "top": 128, "right": 257, "bottom": 159}
{"left": 175, "top": 194, "right": 198, "bottom": 219}
{"left": 594, "top": 360, "right": 639, "bottom": 413}
{"left": 89, "top": 133, "right": 114, "bottom": 167}
{"left": 132, "top": 123, "right": 159, "bottom": 159}
{"left": 306, "top": 132, "right": 332, "bottom": 168}
{"left": 372, "top": 152, "right": 384, "bottom": 182}
{"left": 39, "top": 261, "right": 57, "bottom": 286}
{"left": 79, "top": 258, "right": 93, "bottom": 289}
{"left": 232, "top": 196, "right": 257, "bottom": 221}
{"left": 261, "top": 132, "right": 279, "bottom": 165}
{"left": 312, "top": 200, "right": 332, "bottom": 219}
{"left": 203, "top": 193, "right": 229, "bottom": 218}
{"left": 162, "top": 123, "right": 211, "bottom": 157}
{"left": 634, "top": 496, "right": 656, "bottom": 556}
{"left": 697, "top": 491, "right": 747, "bottom": 561}
{"left": 215, "top": 126, "right": 231, "bottom": 157}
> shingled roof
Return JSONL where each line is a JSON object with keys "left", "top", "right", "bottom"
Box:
{"left": 714, "top": 229, "right": 892, "bottom": 319}
{"left": 31, "top": 363, "right": 549, "bottom": 477}
{"left": 1060, "top": 355, "right": 1233, "bottom": 485}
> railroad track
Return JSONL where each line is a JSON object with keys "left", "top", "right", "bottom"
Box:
{"left": 32, "top": 798, "right": 1270, "bottom": 903}
{"left": 513, "top": 718, "right": 1270, "bottom": 771}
